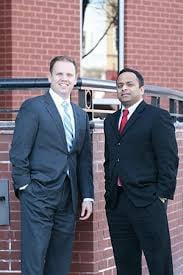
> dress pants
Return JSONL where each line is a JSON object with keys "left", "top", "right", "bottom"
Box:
{"left": 106, "top": 189, "right": 173, "bottom": 275}
{"left": 20, "top": 176, "right": 76, "bottom": 275}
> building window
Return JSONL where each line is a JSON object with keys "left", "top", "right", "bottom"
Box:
{"left": 81, "top": 0, "right": 118, "bottom": 80}
{"left": 178, "top": 100, "right": 183, "bottom": 122}
{"left": 169, "top": 98, "right": 177, "bottom": 122}
{"left": 151, "top": 96, "right": 160, "bottom": 107}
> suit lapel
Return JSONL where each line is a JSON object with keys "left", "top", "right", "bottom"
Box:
{"left": 71, "top": 103, "right": 80, "bottom": 150}
{"left": 122, "top": 101, "right": 146, "bottom": 136}
{"left": 43, "top": 92, "right": 68, "bottom": 150}
{"left": 110, "top": 109, "right": 122, "bottom": 140}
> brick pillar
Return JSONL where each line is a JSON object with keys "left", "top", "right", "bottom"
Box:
{"left": 70, "top": 127, "right": 116, "bottom": 275}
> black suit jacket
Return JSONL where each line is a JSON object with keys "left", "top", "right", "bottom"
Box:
{"left": 104, "top": 101, "right": 179, "bottom": 208}
{"left": 10, "top": 92, "right": 94, "bottom": 212}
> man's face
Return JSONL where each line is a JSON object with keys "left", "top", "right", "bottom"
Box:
{"left": 116, "top": 72, "right": 144, "bottom": 107}
{"left": 48, "top": 60, "right": 77, "bottom": 99}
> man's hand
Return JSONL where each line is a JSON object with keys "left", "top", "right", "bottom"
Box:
{"left": 80, "top": 201, "right": 93, "bottom": 220}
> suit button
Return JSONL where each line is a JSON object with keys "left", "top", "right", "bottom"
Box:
{"left": 117, "top": 143, "right": 120, "bottom": 146}
{"left": 117, "top": 158, "right": 120, "bottom": 162}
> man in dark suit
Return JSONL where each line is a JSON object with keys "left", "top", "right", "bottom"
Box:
{"left": 10, "top": 55, "right": 94, "bottom": 275}
{"left": 104, "top": 68, "right": 179, "bottom": 275}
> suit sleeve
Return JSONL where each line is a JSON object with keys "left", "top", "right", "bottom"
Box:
{"left": 152, "top": 110, "right": 179, "bottom": 199}
{"left": 103, "top": 117, "right": 112, "bottom": 198}
{"left": 77, "top": 113, "right": 94, "bottom": 200}
{"left": 9, "top": 101, "right": 39, "bottom": 195}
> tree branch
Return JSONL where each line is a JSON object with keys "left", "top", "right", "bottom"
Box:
{"left": 82, "top": 18, "right": 115, "bottom": 59}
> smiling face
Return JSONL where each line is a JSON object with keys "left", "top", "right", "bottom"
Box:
{"left": 116, "top": 72, "right": 144, "bottom": 108}
{"left": 48, "top": 60, "right": 77, "bottom": 100}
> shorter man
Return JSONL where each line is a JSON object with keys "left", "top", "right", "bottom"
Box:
{"left": 104, "top": 68, "right": 179, "bottom": 275}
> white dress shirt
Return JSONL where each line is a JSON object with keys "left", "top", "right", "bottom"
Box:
{"left": 49, "top": 88, "right": 75, "bottom": 137}
{"left": 118, "top": 99, "right": 143, "bottom": 129}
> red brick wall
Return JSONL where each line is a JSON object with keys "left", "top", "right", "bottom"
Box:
{"left": 125, "top": 0, "right": 183, "bottom": 91}
{"left": 0, "top": 0, "right": 80, "bottom": 112}
{"left": 0, "top": 126, "right": 183, "bottom": 275}
{"left": 0, "top": 1, "right": 12, "bottom": 77}
{"left": 0, "top": 0, "right": 80, "bottom": 77}
{"left": 10, "top": 0, "right": 80, "bottom": 78}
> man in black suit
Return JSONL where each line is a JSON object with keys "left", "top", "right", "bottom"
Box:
{"left": 104, "top": 68, "right": 179, "bottom": 275}
{"left": 10, "top": 55, "right": 94, "bottom": 275}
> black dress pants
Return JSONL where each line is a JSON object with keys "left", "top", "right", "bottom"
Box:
{"left": 106, "top": 190, "right": 173, "bottom": 275}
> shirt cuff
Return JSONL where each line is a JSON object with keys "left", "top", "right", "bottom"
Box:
{"left": 19, "top": 184, "right": 29, "bottom": 190}
{"left": 159, "top": 197, "right": 167, "bottom": 203}
{"left": 83, "top": 198, "right": 94, "bottom": 202}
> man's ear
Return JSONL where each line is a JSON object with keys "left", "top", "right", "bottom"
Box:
{"left": 140, "top": 86, "right": 145, "bottom": 96}
{"left": 48, "top": 73, "right": 51, "bottom": 83}
{"left": 74, "top": 74, "right": 78, "bottom": 85}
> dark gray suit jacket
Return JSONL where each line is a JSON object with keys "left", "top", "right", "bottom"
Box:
{"left": 10, "top": 92, "right": 94, "bottom": 212}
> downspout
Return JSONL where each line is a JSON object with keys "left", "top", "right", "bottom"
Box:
{"left": 118, "top": 0, "right": 125, "bottom": 71}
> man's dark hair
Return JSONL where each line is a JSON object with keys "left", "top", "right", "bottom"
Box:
{"left": 117, "top": 68, "right": 144, "bottom": 87}
{"left": 49, "top": 55, "right": 77, "bottom": 74}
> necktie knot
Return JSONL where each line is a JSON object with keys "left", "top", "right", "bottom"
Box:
{"left": 123, "top": 109, "right": 129, "bottom": 117}
{"left": 62, "top": 101, "right": 70, "bottom": 110}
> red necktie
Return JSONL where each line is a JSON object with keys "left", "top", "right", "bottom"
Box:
{"left": 118, "top": 109, "right": 129, "bottom": 186}
{"left": 119, "top": 109, "right": 129, "bottom": 133}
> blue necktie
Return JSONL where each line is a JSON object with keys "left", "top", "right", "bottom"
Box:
{"left": 62, "top": 102, "right": 73, "bottom": 151}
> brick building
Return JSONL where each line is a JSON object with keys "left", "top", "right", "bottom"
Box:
{"left": 0, "top": 0, "right": 183, "bottom": 274}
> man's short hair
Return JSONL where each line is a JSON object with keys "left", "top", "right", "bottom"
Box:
{"left": 117, "top": 68, "right": 144, "bottom": 87}
{"left": 49, "top": 56, "right": 77, "bottom": 74}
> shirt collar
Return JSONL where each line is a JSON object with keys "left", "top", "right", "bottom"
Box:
{"left": 49, "top": 88, "right": 70, "bottom": 105}
{"left": 121, "top": 99, "right": 143, "bottom": 115}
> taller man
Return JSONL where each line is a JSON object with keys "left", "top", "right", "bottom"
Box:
{"left": 10, "top": 56, "right": 94, "bottom": 275}
{"left": 104, "top": 68, "right": 179, "bottom": 275}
